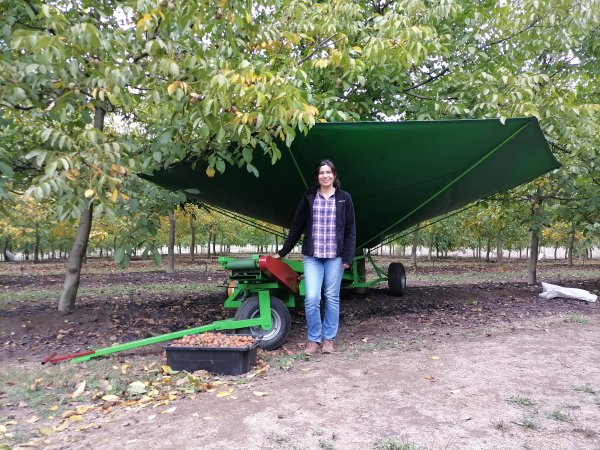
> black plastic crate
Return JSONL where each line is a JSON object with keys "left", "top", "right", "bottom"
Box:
{"left": 163, "top": 339, "right": 259, "bottom": 375}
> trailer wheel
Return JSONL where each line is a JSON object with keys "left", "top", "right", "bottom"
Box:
{"left": 234, "top": 296, "right": 291, "bottom": 350}
{"left": 388, "top": 262, "right": 406, "bottom": 296}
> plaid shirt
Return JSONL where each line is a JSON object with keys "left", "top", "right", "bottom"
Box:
{"left": 312, "top": 191, "right": 337, "bottom": 258}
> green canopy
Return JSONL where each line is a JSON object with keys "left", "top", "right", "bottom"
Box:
{"left": 148, "top": 118, "right": 560, "bottom": 250}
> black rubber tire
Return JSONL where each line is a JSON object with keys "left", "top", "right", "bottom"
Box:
{"left": 234, "top": 296, "right": 291, "bottom": 350}
{"left": 388, "top": 262, "right": 406, "bottom": 296}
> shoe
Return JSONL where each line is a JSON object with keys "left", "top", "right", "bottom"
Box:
{"left": 322, "top": 340, "right": 335, "bottom": 354}
{"left": 304, "top": 341, "right": 321, "bottom": 355}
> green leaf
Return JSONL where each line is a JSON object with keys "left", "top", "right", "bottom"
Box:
{"left": 242, "top": 147, "right": 252, "bottom": 163}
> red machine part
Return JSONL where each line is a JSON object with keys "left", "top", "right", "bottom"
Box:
{"left": 258, "top": 255, "right": 299, "bottom": 294}
{"left": 42, "top": 350, "right": 96, "bottom": 365}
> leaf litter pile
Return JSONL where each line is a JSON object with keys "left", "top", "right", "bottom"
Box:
{"left": 0, "top": 256, "right": 598, "bottom": 448}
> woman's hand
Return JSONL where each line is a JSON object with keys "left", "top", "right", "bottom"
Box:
{"left": 342, "top": 262, "right": 350, "bottom": 269}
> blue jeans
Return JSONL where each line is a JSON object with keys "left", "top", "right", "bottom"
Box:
{"left": 303, "top": 256, "right": 344, "bottom": 343}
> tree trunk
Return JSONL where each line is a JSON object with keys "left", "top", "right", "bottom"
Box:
{"left": 33, "top": 227, "right": 40, "bottom": 263}
{"left": 485, "top": 237, "right": 491, "bottom": 262}
{"left": 212, "top": 233, "right": 217, "bottom": 255}
{"left": 207, "top": 230, "right": 213, "bottom": 257}
{"left": 496, "top": 233, "right": 503, "bottom": 263}
{"left": 58, "top": 206, "right": 93, "bottom": 313}
{"left": 411, "top": 228, "right": 419, "bottom": 268}
{"left": 527, "top": 187, "right": 544, "bottom": 285}
{"left": 190, "top": 214, "right": 196, "bottom": 262}
{"left": 567, "top": 220, "right": 575, "bottom": 266}
{"left": 167, "top": 210, "right": 176, "bottom": 273}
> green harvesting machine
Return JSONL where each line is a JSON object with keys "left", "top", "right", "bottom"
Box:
{"left": 45, "top": 118, "right": 560, "bottom": 362}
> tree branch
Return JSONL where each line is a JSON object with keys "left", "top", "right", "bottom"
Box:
{"left": 297, "top": 34, "right": 340, "bottom": 66}
{"left": 485, "top": 17, "right": 541, "bottom": 47}
{"left": 548, "top": 140, "right": 572, "bottom": 154}
{"left": 0, "top": 100, "right": 35, "bottom": 111}
{"left": 403, "top": 67, "right": 450, "bottom": 93}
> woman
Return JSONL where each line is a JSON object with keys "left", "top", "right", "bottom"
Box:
{"left": 274, "top": 159, "right": 356, "bottom": 355}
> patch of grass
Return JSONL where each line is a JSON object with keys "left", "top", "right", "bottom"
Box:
{"left": 374, "top": 438, "right": 427, "bottom": 450}
{"left": 262, "top": 353, "right": 309, "bottom": 370}
{"left": 492, "top": 420, "right": 509, "bottom": 431}
{"left": 516, "top": 419, "right": 538, "bottom": 430}
{"left": 506, "top": 395, "right": 536, "bottom": 407}
{"left": 463, "top": 299, "right": 478, "bottom": 305}
{"left": 548, "top": 409, "right": 571, "bottom": 422}
{"left": 319, "top": 439, "right": 335, "bottom": 450}
{"left": 567, "top": 314, "right": 590, "bottom": 324}
{"left": 574, "top": 384, "right": 597, "bottom": 395}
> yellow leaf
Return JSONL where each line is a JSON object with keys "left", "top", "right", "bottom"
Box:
{"left": 167, "top": 81, "right": 179, "bottom": 96}
{"left": 50, "top": 405, "right": 59, "bottom": 411}
{"left": 206, "top": 167, "right": 216, "bottom": 177}
{"left": 55, "top": 421, "right": 70, "bottom": 431}
{"left": 253, "top": 391, "right": 268, "bottom": 397}
{"left": 72, "top": 380, "right": 86, "bottom": 398}
{"left": 111, "top": 190, "right": 119, "bottom": 202}
{"left": 84, "top": 189, "right": 95, "bottom": 198}
{"left": 101, "top": 394, "right": 120, "bottom": 402}
{"left": 161, "top": 365, "right": 175, "bottom": 375}
{"left": 38, "top": 426, "right": 56, "bottom": 436}
{"left": 216, "top": 389, "right": 234, "bottom": 398}
{"left": 161, "top": 406, "right": 177, "bottom": 414}
{"left": 76, "top": 406, "right": 89, "bottom": 414}
{"left": 69, "top": 415, "right": 84, "bottom": 422}
{"left": 61, "top": 410, "right": 77, "bottom": 419}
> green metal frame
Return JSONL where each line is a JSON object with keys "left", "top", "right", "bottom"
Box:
{"left": 68, "top": 287, "right": 274, "bottom": 363}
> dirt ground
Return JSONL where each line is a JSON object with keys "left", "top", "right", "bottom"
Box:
{"left": 1, "top": 257, "right": 599, "bottom": 449}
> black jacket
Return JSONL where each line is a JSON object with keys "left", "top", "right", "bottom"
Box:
{"left": 277, "top": 186, "right": 356, "bottom": 265}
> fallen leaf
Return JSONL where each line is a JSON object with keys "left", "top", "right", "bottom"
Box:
{"left": 69, "top": 415, "right": 84, "bottom": 422}
{"left": 424, "top": 375, "right": 436, "bottom": 382}
{"left": 25, "top": 415, "right": 40, "bottom": 423}
{"left": 61, "top": 410, "right": 77, "bottom": 419}
{"left": 147, "top": 414, "right": 156, "bottom": 420}
{"left": 127, "top": 381, "right": 147, "bottom": 395}
{"left": 216, "top": 389, "right": 234, "bottom": 398}
{"left": 49, "top": 405, "right": 59, "bottom": 411}
{"left": 38, "top": 426, "right": 55, "bottom": 436}
{"left": 161, "top": 407, "right": 177, "bottom": 414}
{"left": 430, "top": 355, "right": 440, "bottom": 360}
{"left": 76, "top": 406, "right": 90, "bottom": 414}
{"left": 55, "top": 421, "right": 70, "bottom": 431}
{"left": 101, "top": 394, "right": 120, "bottom": 402}
{"left": 253, "top": 391, "right": 268, "bottom": 397}
{"left": 72, "top": 380, "right": 86, "bottom": 398}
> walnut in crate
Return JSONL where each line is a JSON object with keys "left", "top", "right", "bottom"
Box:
{"left": 173, "top": 332, "right": 255, "bottom": 348}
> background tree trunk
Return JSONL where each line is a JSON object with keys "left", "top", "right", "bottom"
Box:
{"left": 411, "top": 228, "right": 419, "bottom": 268}
{"left": 496, "top": 233, "right": 503, "bottom": 263}
{"left": 567, "top": 220, "right": 575, "bottom": 266}
{"left": 527, "top": 187, "right": 544, "bottom": 285}
{"left": 58, "top": 206, "right": 93, "bottom": 313}
{"left": 190, "top": 214, "right": 196, "bottom": 262}
{"left": 167, "top": 210, "right": 176, "bottom": 273}
{"left": 33, "top": 226, "right": 40, "bottom": 263}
